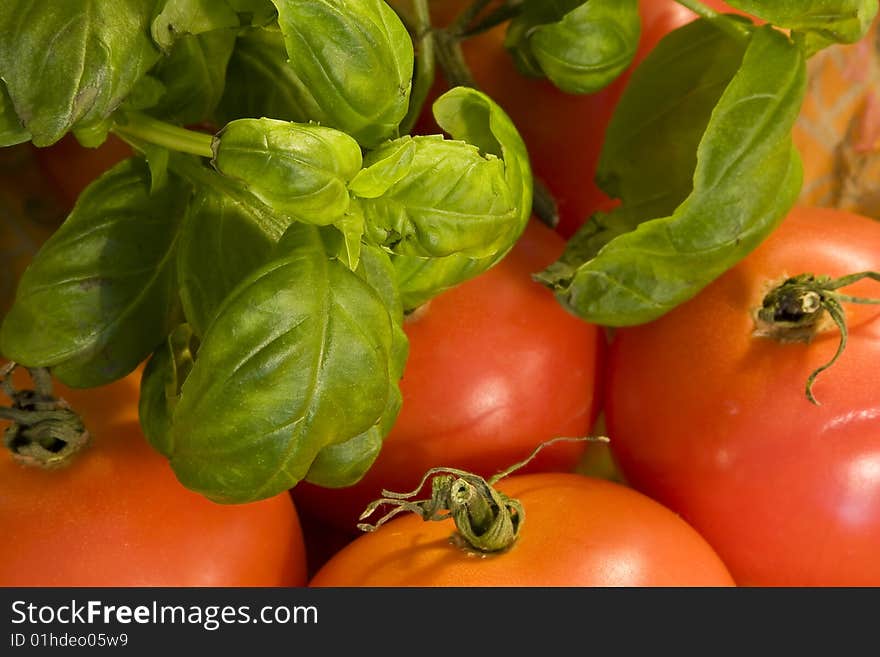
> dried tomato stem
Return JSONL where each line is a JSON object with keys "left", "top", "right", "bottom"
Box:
{"left": 1, "top": 363, "right": 89, "bottom": 468}
{"left": 358, "top": 435, "right": 609, "bottom": 553}
{"left": 754, "top": 271, "right": 880, "bottom": 405}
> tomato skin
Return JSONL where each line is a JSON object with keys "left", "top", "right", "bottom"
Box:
{"left": 309, "top": 472, "right": 735, "bottom": 587}
{"left": 293, "top": 220, "right": 604, "bottom": 533}
{"left": 415, "top": 0, "right": 735, "bottom": 238}
{"left": 30, "top": 134, "right": 133, "bottom": 211}
{"left": 605, "top": 206, "right": 880, "bottom": 587}
{"left": 0, "top": 368, "right": 308, "bottom": 587}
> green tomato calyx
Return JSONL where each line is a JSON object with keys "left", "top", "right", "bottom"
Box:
{"left": 754, "top": 271, "right": 880, "bottom": 405}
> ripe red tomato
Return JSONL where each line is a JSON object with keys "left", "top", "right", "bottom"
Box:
{"left": 309, "top": 472, "right": 735, "bottom": 586}
{"left": 0, "top": 366, "right": 308, "bottom": 586}
{"left": 293, "top": 220, "right": 604, "bottom": 532}
{"left": 30, "top": 134, "right": 133, "bottom": 211}
{"left": 414, "top": 0, "right": 736, "bottom": 237}
{"left": 604, "top": 206, "right": 880, "bottom": 586}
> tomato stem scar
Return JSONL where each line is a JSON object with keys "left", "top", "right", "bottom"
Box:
{"left": 357, "top": 435, "right": 609, "bottom": 553}
{"left": 754, "top": 271, "right": 880, "bottom": 405}
{"left": 0, "top": 363, "right": 90, "bottom": 468}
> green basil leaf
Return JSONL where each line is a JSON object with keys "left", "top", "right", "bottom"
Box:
{"left": 303, "top": 427, "right": 384, "bottom": 489}
{"left": 149, "top": 30, "right": 237, "bottom": 125}
{"left": 432, "top": 87, "right": 533, "bottom": 240}
{"left": 391, "top": 254, "right": 488, "bottom": 311}
{"left": 138, "top": 324, "right": 198, "bottom": 456}
{"left": 360, "top": 135, "right": 518, "bottom": 258}
{"left": 151, "top": 0, "right": 240, "bottom": 52}
{"left": 599, "top": 19, "right": 748, "bottom": 231}
{"left": 0, "top": 0, "right": 161, "bottom": 146}
{"left": 213, "top": 27, "right": 299, "bottom": 124}
{"left": 539, "top": 24, "right": 806, "bottom": 326}
{"left": 348, "top": 139, "right": 416, "bottom": 199}
{"left": 226, "top": 0, "right": 278, "bottom": 26}
{"left": 165, "top": 222, "right": 395, "bottom": 503}
{"left": 269, "top": 0, "right": 414, "bottom": 147}
{"left": 506, "top": 0, "right": 641, "bottom": 94}
{"left": 122, "top": 75, "right": 168, "bottom": 113}
{"left": 0, "top": 158, "right": 191, "bottom": 386}
{"left": 177, "top": 183, "right": 280, "bottom": 337}
{"left": 140, "top": 141, "right": 171, "bottom": 193}
{"left": 389, "top": 87, "right": 533, "bottom": 310}
{"left": 0, "top": 80, "right": 29, "bottom": 147}
{"left": 212, "top": 118, "right": 363, "bottom": 225}
{"left": 304, "top": 243, "right": 407, "bottom": 488}
{"left": 725, "top": 0, "right": 878, "bottom": 54}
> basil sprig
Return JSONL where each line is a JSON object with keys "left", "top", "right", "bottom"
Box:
{"left": 0, "top": 1, "right": 530, "bottom": 503}
{"left": 538, "top": 21, "right": 807, "bottom": 326}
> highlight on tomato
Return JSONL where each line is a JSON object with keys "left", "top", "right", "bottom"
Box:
{"left": 604, "top": 206, "right": 880, "bottom": 587}
{"left": 292, "top": 219, "right": 604, "bottom": 533}
{"left": 0, "top": 364, "right": 308, "bottom": 587}
{"left": 309, "top": 469, "right": 735, "bottom": 587}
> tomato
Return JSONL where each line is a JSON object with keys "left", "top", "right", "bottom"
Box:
{"left": 293, "top": 220, "right": 604, "bottom": 532}
{"left": 0, "top": 366, "right": 308, "bottom": 586}
{"left": 309, "top": 472, "right": 735, "bottom": 586}
{"left": 30, "top": 134, "right": 132, "bottom": 211}
{"left": 604, "top": 206, "right": 880, "bottom": 586}
{"left": 0, "top": 147, "right": 65, "bottom": 317}
{"left": 414, "top": 0, "right": 736, "bottom": 238}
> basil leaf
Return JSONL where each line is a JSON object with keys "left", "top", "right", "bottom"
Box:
{"left": 227, "top": 0, "right": 278, "bottom": 26}
{"left": 212, "top": 118, "right": 363, "bottom": 225}
{"left": 165, "top": 222, "right": 395, "bottom": 503}
{"left": 269, "top": 0, "right": 414, "bottom": 147}
{"left": 303, "top": 428, "right": 384, "bottom": 489}
{"left": 348, "top": 139, "right": 416, "bottom": 199}
{"left": 433, "top": 87, "right": 533, "bottom": 231}
{"left": 214, "top": 27, "right": 298, "bottom": 124}
{"left": 151, "top": 0, "right": 240, "bottom": 52}
{"left": 0, "top": 0, "right": 161, "bottom": 146}
{"left": 177, "top": 183, "right": 280, "bottom": 337}
{"left": 725, "top": 0, "right": 878, "bottom": 54}
{"left": 599, "top": 19, "right": 748, "bottom": 230}
{"left": 506, "top": 0, "right": 641, "bottom": 94}
{"left": 304, "top": 243, "right": 408, "bottom": 488}
{"left": 360, "top": 135, "right": 518, "bottom": 259}
{"left": 138, "top": 324, "right": 198, "bottom": 456}
{"left": 539, "top": 24, "right": 806, "bottom": 327}
{"left": 149, "top": 30, "right": 237, "bottom": 125}
{"left": 389, "top": 87, "right": 533, "bottom": 310}
{"left": 0, "top": 158, "right": 191, "bottom": 386}
{"left": 0, "top": 81, "right": 29, "bottom": 147}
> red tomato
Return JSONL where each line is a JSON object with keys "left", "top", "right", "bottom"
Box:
{"left": 293, "top": 220, "right": 604, "bottom": 533}
{"left": 30, "top": 134, "right": 133, "bottom": 211}
{"left": 415, "top": 0, "right": 737, "bottom": 237}
{"left": 0, "top": 146, "right": 65, "bottom": 317}
{"left": 309, "top": 472, "right": 735, "bottom": 586}
{"left": 604, "top": 206, "right": 880, "bottom": 586}
{"left": 0, "top": 366, "right": 308, "bottom": 587}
